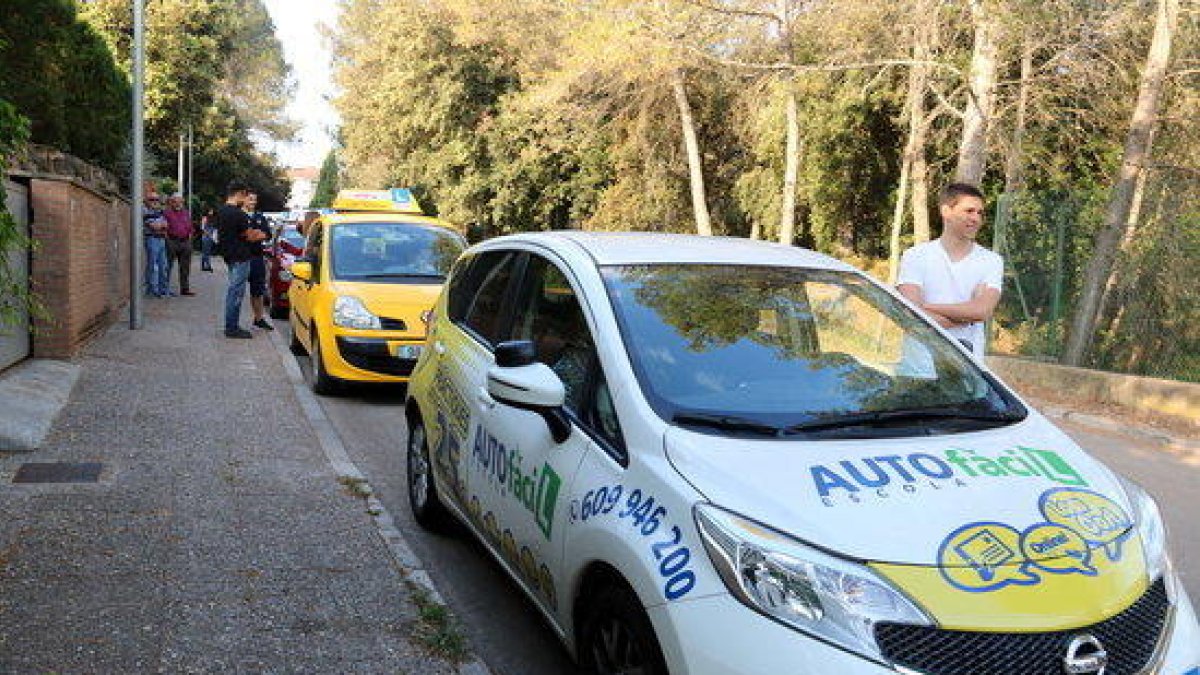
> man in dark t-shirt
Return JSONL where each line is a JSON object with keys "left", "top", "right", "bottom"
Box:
{"left": 244, "top": 191, "right": 275, "bottom": 332}
{"left": 216, "top": 181, "right": 263, "bottom": 338}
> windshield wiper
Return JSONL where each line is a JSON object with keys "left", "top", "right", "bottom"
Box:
{"left": 672, "top": 412, "right": 782, "bottom": 436}
{"left": 784, "top": 406, "right": 1024, "bottom": 434}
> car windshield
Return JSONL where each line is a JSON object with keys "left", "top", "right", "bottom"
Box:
{"left": 601, "top": 264, "right": 1024, "bottom": 438}
{"left": 278, "top": 226, "right": 305, "bottom": 249}
{"left": 330, "top": 221, "right": 464, "bottom": 282}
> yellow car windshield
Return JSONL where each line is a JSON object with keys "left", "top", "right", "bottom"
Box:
{"left": 330, "top": 221, "right": 464, "bottom": 282}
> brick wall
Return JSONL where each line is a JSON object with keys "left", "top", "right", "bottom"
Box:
{"left": 28, "top": 178, "right": 131, "bottom": 358}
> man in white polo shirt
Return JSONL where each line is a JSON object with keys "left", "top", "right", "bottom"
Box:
{"left": 897, "top": 182, "right": 1003, "bottom": 359}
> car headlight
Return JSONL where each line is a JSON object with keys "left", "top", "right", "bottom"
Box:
{"left": 333, "top": 295, "right": 381, "bottom": 330}
{"left": 1116, "top": 475, "right": 1171, "bottom": 590}
{"left": 694, "top": 503, "right": 930, "bottom": 664}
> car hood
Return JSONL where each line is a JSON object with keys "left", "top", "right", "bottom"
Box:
{"left": 665, "top": 413, "right": 1136, "bottom": 567}
{"left": 331, "top": 280, "right": 442, "bottom": 332}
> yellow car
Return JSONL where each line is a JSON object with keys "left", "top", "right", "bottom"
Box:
{"left": 288, "top": 189, "right": 466, "bottom": 394}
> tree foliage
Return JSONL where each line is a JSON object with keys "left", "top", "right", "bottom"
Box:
{"left": 332, "top": 0, "right": 1200, "bottom": 381}
{"left": 79, "top": 0, "right": 293, "bottom": 207}
{"left": 310, "top": 149, "right": 340, "bottom": 208}
{"left": 0, "top": 0, "right": 130, "bottom": 167}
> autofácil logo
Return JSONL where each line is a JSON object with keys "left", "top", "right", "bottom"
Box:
{"left": 810, "top": 446, "right": 1087, "bottom": 507}
{"left": 472, "top": 425, "right": 562, "bottom": 539}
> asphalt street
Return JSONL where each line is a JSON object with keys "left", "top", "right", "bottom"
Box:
{"left": 296, "top": 340, "right": 1200, "bottom": 675}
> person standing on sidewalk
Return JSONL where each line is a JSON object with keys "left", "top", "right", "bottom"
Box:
{"left": 244, "top": 191, "right": 275, "bottom": 331}
{"left": 142, "top": 194, "right": 169, "bottom": 298}
{"left": 897, "top": 182, "right": 1003, "bottom": 359}
{"left": 199, "top": 207, "right": 217, "bottom": 272}
{"left": 163, "top": 194, "right": 196, "bottom": 296}
{"left": 216, "top": 182, "right": 265, "bottom": 339}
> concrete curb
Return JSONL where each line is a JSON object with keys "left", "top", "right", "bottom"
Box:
{"left": 988, "top": 355, "right": 1200, "bottom": 425}
{"left": 1038, "top": 405, "right": 1200, "bottom": 457}
{"left": 265, "top": 327, "right": 493, "bottom": 675}
{"left": 0, "top": 359, "right": 81, "bottom": 452}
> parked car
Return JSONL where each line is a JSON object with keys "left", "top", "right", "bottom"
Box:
{"left": 268, "top": 222, "right": 307, "bottom": 320}
{"left": 403, "top": 231, "right": 1200, "bottom": 675}
{"left": 288, "top": 189, "right": 466, "bottom": 394}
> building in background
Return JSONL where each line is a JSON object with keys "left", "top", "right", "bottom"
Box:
{"left": 285, "top": 167, "right": 319, "bottom": 208}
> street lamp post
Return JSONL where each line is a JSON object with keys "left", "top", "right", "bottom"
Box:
{"left": 129, "top": 0, "right": 145, "bottom": 329}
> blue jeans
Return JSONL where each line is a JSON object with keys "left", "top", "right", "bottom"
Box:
{"left": 201, "top": 235, "right": 214, "bottom": 268}
{"left": 224, "top": 260, "right": 251, "bottom": 332}
{"left": 144, "top": 236, "right": 168, "bottom": 296}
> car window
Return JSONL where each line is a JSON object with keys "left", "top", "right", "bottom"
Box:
{"left": 511, "top": 255, "right": 597, "bottom": 412}
{"left": 279, "top": 226, "right": 306, "bottom": 249}
{"left": 459, "top": 251, "right": 522, "bottom": 345}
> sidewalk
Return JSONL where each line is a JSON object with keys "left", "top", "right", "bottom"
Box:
{"left": 0, "top": 263, "right": 458, "bottom": 673}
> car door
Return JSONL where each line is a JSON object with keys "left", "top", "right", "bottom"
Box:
{"left": 290, "top": 220, "right": 323, "bottom": 346}
{"left": 474, "top": 252, "right": 605, "bottom": 616}
{"left": 428, "top": 249, "right": 525, "bottom": 521}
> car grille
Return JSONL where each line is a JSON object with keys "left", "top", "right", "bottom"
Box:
{"left": 335, "top": 338, "right": 417, "bottom": 377}
{"left": 875, "top": 578, "right": 1169, "bottom": 675}
{"left": 379, "top": 317, "right": 407, "bottom": 330}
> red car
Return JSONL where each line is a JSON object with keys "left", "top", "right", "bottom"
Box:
{"left": 268, "top": 223, "right": 306, "bottom": 319}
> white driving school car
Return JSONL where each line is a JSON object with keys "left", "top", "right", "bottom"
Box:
{"left": 403, "top": 232, "right": 1199, "bottom": 675}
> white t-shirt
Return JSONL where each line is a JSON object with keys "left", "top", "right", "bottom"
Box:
{"left": 897, "top": 240, "right": 1003, "bottom": 359}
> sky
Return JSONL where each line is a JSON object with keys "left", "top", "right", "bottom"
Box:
{"left": 260, "top": 0, "right": 341, "bottom": 169}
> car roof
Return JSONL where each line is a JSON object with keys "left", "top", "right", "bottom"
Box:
{"left": 494, "top": 231, "right": 858, "bottom": 271}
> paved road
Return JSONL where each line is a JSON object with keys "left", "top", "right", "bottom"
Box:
{"left": 302, "top": 377, "right": 579, "bottom": 675}
{"left": 301, "top": 357, "right": 1200, "bottom": 673}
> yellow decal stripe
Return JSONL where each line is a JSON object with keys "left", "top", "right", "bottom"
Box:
{"left": 871, "top": 537, "right": 1148, "bottom": 631}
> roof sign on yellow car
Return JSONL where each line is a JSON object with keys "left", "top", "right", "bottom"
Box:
{"left": 332, "top": 188, "right": 424, "bottom": 215}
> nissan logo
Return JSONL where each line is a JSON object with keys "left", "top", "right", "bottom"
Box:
{"left": 1063, "top": 634, "right": 1107, "bottom": 675}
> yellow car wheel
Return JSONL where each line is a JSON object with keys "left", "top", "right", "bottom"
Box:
{"left": 309, "top": 330, "right": 341, "bottom": 396}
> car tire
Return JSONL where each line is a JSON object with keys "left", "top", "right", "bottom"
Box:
{"left": 288, "top": 317, "right": 305, "bottom": 356}
{"left": 579, "top": 581, "right": 668, "bottom": 675}
{"left": 309, "top": 330, "right": 340, "bottom": 396}
{"left": 407, "top": 416, "right": 451, "bottom": 531}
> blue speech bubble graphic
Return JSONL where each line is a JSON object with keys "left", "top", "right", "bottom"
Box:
{"left": 1039, "top": 488, "right": 1132, "bottom": 563}
{"left": 938, "top": 521, "right": 1041, "bottom": 592}
{"left": 1020, "top": 522, "right": 1097, "bottom": 577}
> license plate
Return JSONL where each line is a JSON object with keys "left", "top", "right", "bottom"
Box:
{"left": 394, "top": 344, "right": 423, "bottom": 360}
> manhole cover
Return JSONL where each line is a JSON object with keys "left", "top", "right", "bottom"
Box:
{"left": 12, "top": 462, "right": 103, "bottom": 484}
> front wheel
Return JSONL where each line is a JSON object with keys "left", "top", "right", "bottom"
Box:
{"left": 309, "top": 331, "right": 340, "bottom": 396}
{"left": 407, "top": 416, "right": 450, "bottom": 531}
{"left": 579, "top": 582, "right": 668, "bottom": 675}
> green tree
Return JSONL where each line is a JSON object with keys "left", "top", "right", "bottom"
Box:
{"left": 0, "top": 0, "right": 130, "bottom": 168}
{"left": 310, "top": 150, "right": 340, "bottom": 208}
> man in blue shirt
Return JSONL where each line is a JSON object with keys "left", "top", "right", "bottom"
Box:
{"left": 244, "top": 191, "right": 274, "bottom": 331}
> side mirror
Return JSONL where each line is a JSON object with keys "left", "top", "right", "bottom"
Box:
{"left": 291, "top": 260, "right": 313, "bottom": 282}
{"left": 488, "top": 341, "right": 571, "bottom": 443}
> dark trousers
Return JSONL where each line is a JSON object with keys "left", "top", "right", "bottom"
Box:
{"left": 166, "top": 237, "right": 193, "bottom": 292}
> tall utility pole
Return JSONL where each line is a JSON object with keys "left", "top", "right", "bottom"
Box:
{"left": 129, "top": 0, "right": 145, "bottom": 329}
{"left": 177, "top": 132, "right": 185, "bottom": 194}
{"left": 186, "top": 125, "right": 194, "bottom": 216}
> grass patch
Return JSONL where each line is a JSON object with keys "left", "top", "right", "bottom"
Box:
{"left": 407, "top": 580, "right": 469, "bottom": 663}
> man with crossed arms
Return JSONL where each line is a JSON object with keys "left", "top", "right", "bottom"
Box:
{"left": 897, "top": 182, "right": 1003, "bottom": 360}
